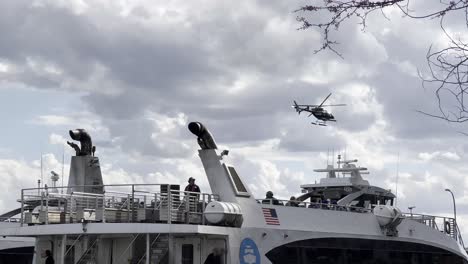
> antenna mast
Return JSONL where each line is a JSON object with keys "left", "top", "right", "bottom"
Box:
{"left": 40, "top": 152, "right": 43, "bottom": 188}
{"left": 395, "top": 151, "right": 400, "bottom": 206}
{"left": 332, "top": 149, "right": 335, "bottom": 166}
{"left": 62, "top": 146, "right": 65, "bottom": 194}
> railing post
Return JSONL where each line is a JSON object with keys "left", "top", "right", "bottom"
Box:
{"left": 202, "top": 194, "right": 206, "bottom": 225}
{"left": 454, "top": 219, "right": 458, "bottom": 240}
{"left": 153, "top": 193, "right": 157, "bottom": 222}
{"left": 185, "top": 192, "right": 189, "bottom": 224}
{"left": 45, "top": 193, "right": 49, "bottom": 225}
{"left": 127, "top": 194, "right": 131, "bottom": 222}
{"left": 131, "top": 185, "right": 135, "bottom": 222}
{"left": 146, "top": 233, "right": 150, "bottom": 264}
{"left": 20, "top": 189, "right": 24, "bottom": 227}
{"left": 102, "top": 194, "right": 106, "bottom": 223}
{"left": 168, "top": 187, "right": 172, "bottom": 224}
{"left": 60, "top": 234, "right": 67, "bottom": 264}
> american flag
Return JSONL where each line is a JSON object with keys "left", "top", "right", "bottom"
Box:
{"left": 262, "top": 208, "right": 280, "bottom": 225}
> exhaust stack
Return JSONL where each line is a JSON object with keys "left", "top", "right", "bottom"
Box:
{"left": 68, "top": 129, "right": 94, "bottom": 156}
{"left": 188, "top": 122, "right": 218, "bottom": 149}
{"left": 67, "top": 128, "right": 103, "bottom": 194}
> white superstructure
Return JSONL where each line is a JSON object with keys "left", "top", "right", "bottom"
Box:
{"left": 0, "top": 122, "right": 466, "bottom": 264}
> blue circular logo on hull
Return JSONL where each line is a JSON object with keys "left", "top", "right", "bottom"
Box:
{"left": 240, "top": 238, "right": 261, "bottom": 264}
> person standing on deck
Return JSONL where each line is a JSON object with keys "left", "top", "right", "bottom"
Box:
{"left": 45, "top": 250, "right": 55, "bottom": 264}
{"left": 185, "top": 177, "right": 201, "bottom": 193}
{"left": 185, "top": 177, "right": 201, "bottom": 212}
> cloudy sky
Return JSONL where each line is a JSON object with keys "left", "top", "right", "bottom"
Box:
{"left": 1, "top": 0, "right": 468, "bottom": 238}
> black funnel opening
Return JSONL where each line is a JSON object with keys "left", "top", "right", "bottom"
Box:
{"left": 68, "top": 129, "right": 93, "bottom": 156}
{"left": 188, "top": 122, "right": 203, "bottom": 136}
{"left": 188, "top": 122, "right": 217, "bottom": 149}
{"left": 69, "top": 130, "right": 80, "bottom": 140}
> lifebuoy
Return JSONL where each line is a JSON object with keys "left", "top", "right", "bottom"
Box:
{"left": 444, "top": 221, "right": 451, "bottom": 234}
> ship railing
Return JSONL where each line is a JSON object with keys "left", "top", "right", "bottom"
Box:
{"left": 257, "top": 199, "right": 372, "bottom": 213}
{"left": 0, "top": 217, "right": 21, "bottom": 222}
{"left": 403, "top": 213, "right": 464, "bottom": 246}
{"left": 19, "top": 184, "right": 219, "bottom": 226}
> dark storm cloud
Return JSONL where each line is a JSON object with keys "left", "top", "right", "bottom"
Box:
{"left": 369, "top": 62, "right": 461, "bottom": 139}
{"left": 83, "top": 90, "right": 154, "bottom": 119}
{"left": 1, "top": 0, "right": 465, "bottom": 159}
{"left": 0, "top": 0, "right": 386, "bottom": 159}
{"left": 0, "top": 1, "right": 228, "bottom": 96}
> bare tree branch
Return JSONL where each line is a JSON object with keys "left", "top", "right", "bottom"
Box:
{"left": 296, "top": 0, "right": 468, "bottom": 123}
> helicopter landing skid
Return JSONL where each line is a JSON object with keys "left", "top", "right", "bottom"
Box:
{"left": 311, "top": 121, "right": 327, "bottom": 126}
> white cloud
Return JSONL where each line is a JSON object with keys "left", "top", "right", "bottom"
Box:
{"left": 32, "top": 0, "right": 89, "bottom": 15}
{"left": 37, "top": 115, "right": 72, "bottom": 126}
{"left": 418, "top": 151, "right": 461, "bottom": 161}
{"left": 0, "top": 62, "right": 10, "bottom": 73}
{"left": 49, "top": 133, "right": 67, "bottom": 145}
{"left": 33, "top": 112, "right": 110, "bottom": 143}
{"left": 440, "top": 152, "right": 461, "bottom": 161}
{"left": 393, "top": 60, "right": 418, "bottom": 77}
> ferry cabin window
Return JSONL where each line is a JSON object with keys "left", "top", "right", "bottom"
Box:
{"left": 353, "top": 194, "right": 389, "bottom": 208}
{"left": 182, "top": 244, "right": 194, "bottom": 264}
{"left": 266, "top": 238, "right": 468, "bottom": 264}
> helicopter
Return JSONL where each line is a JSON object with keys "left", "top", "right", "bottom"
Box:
{"left": 292, "top": 93, "right": 346, "bottom": 126}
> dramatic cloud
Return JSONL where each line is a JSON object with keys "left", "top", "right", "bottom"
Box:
{"left": 1, "top": 0, "right": 468, "bottom": 239}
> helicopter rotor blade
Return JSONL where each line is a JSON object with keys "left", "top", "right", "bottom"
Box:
{"left": 318, "top": 93, "right": 332, "bottom": 108}
{"left": 320, "top": 104, "right": 346, "bottom": 107}
{"left": 293, "top": 104, "right": 319, "bottom": 107}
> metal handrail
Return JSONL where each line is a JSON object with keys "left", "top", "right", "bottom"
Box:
{"left": 64, "top": 234, "right": 83, "bottom": 257}
{"left": 258, "top": 199, "right": 462, "bottom": 243}
{"left": 136, "top": 233, "right": 162, "bottom": 264}
{"left": 256, "top": 199, "right": 372, "bottom": 213}
{"left": 402, "top": 213, "right": 463, "bottom": 243}
{"left": 118, "top": 196, "right": 130, "bottom": 210}
{"left": 457, "top": 225, "right": 465, "bottom": 247}
{"left": 76, "top": 236, "right": 99, "bottom": 264}
{"left": 0, "top": 217, "right": 21, "bottom": 222}
{"left": 20, "top": 184, "right": 219, "bottom": 226}
{"left": 117, "top": 234, "right": 140, "bottom": 264}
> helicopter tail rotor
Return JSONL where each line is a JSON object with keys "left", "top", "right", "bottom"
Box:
{"left": 293, "top": 100, "right": 302, "bottom": 114}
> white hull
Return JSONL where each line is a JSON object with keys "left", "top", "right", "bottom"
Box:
{"left": 1, "top": 203, "right": 466, "bottom": 263}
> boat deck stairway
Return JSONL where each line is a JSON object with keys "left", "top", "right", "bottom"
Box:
{"left": 150, "top": 234, "right": 168, "bottom": 264}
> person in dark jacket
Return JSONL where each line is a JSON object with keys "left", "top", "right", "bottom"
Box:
{"left": 45, "top": 250, "right": 55, "bottom": 264}
{"left": 185, "top": 177, "right": 201, "bottom": 211}
{"left": 262, "top": 191, "right": 282, "bottom": 205}
{"left": 286, "top": 196, "right": 299, "bottom": 207}
{"left": 204, "top": 248, "right": 224, "bottom": 264}
{"left": 185, "top": 177, "right": 201, "bottom": 193}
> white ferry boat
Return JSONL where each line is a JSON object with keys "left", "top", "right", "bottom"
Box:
{"left": 0, "top": 122, "right": 466, "bottom": 264}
